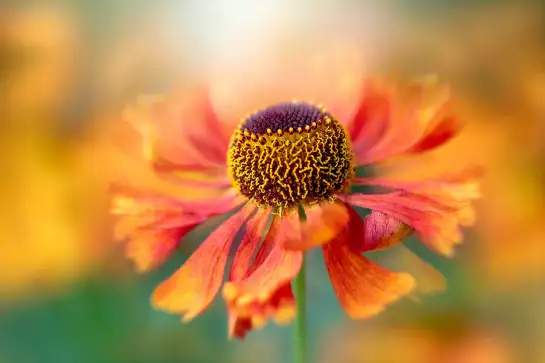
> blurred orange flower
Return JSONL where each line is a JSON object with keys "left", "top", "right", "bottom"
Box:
{"left": 0, "top": 125, "right": 109, "bottom": 301}
{"left": 319, "top": 322, "right": 517, "bottom": 363}
{"left": 3, "top": 7, "right": 78, "bottom": 119}
{"left": 109, "top": 70, "right": 480, "bottom": 339}
{"left": 0, "top": 7, "right": 107, "bottom": 301}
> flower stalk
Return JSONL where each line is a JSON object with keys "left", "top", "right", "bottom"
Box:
{"left": 293, "top": 206, "right": 308, "bottom": 363}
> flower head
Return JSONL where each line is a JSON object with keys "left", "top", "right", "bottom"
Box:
{"left": 228, "top": 102, "right": 353, "bottom": 210}
{"left": 109, "top": 75, "right": 479, "bottom": 339}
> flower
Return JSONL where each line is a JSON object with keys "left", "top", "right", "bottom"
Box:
{"left": 110, "top": 77, "right": 479, "bottom": 339}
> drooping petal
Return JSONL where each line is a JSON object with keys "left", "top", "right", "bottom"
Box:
{"left": 323, "top": 218, "right": 415, "bottom": 318}
{"left": 152, "top": 204, "right": 254, "bottom": 322}
{"left": 226, "top": 283, "right": 295, "bottom": 340}
{"left": 225, "top": 210, "right": 275, "bottom": 339}
{"left": 362, "top": 211, "right": 414, "bottom": 252}
{"left": 229, "top": 209, "right": 271, "bottom": 282}
{"left": 343, "top": 206, "right": 413, "bottom": 253}
{"left": 223, "top": 217, "right": 302, "bottom": 339}
{"left": 224, "top": 239, "right": 301, "bottom": 320}
{"left": 350, "top": 168, "right": 480, "bottom": 255}
{"left": 110, "top": 193, "right": 206, "bottom": 272}
{"left": 282, "top": 202, "right": 349, "bottom": 251}
{"left": 346, "top": 191, "right": 466, "bottom": 256}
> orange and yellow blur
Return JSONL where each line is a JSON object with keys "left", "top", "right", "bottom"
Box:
{"left": 1, "top": 1, "right": 543, "bottom": 363}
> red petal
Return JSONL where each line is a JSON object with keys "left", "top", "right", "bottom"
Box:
{"left": 111, "top": 193, "right": 206, "bottom": 272}
{"left": 124, "top": 225, "right": 197, "bottom": 272}
{"left": 229, "top": 209, "right": 271, "bottom": 282}
{"left": 151, "top": 204, "right": 254, "bottom": 322}
{"left": 347, "top": 80, "right": 391, "bottom": 148}
{"left": 354, "top": 171, "right": 481, "bottom": 212}
{"left": 223, "top": 218, "right": 302, "bottom": 338}
{"left": 110, "top": 93, "right": 234, "bottom": 220}
{"left": 353, "top": 77, "right": 455, "bottom": 165}
{"left": 323, "top": 230, "right": 415, "bottom": 319}
{"left": 224, "top": 244, "right": 302, "bottom": 310}
{"left": 342, "top": 206, "right": 413, "bottom": 254}
{"left": 362, "top": 211, "right": 413, "bottom": 252}
{"left": 406, "top": 116, "right": 462, "bottom": 154}
{"left": 153, "top": 88, "right": 229, "bottom": 167}
{"left": 347, "top": 192, "right": 465, "bottom": 256}
{"left": 282, "top": 202, "right": 349, "bottom": 251}
{"left": 226, "top": 284, "right": 295, "bottom": 340}
{"left": 121, "top": 95, "right": 216, "bottom": 169}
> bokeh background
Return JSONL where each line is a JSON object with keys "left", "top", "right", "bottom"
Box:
{"left": 1, "top": 1, "right": 544, "bottom": 362}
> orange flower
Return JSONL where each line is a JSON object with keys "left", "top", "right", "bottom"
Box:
{"left": 110, "top": 77, "right": 479, "bottom": 339}
{"left": 319, "top": 323, "right": 516, "bottom": 363}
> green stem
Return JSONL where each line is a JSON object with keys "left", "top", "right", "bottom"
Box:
{"left": 293, "top": 255, "right": 307, "bottom": 363}
{"left": 293, "top": 206, "right": 308, "bottom": 363}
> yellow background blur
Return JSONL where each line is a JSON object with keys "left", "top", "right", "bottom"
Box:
{"left": 1, "top": 1, "right": 543, "bottom": 363}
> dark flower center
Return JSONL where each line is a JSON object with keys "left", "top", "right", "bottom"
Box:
{"left": 241, "top": 102, "right": 327, "bottom": 134}
{"left": 228, "top": 101, "right": 354, "bottom": 211}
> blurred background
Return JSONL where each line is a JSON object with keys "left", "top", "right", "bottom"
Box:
{"left": 1, "top": 1, "right": 544, "bottom": 362}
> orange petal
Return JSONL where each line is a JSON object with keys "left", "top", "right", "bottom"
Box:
{"left": 406, "top": 116, "right": 462, "bottom": 154}
{"left": 229, "top": 209, "right": 271, "bottom": 282}
{"left": 362, "top": 210, "right": 413, "bottom": 252}
{"left": 323, "top": 231, "right": 414, "bottom": 319}
{"left": 354, "top": 77, "right": 453, "bottom": 165}
{"left": 224, "top": 243, "right": 302, "bottom": 310}
{"left": 354, "top": 168, "right": 481, "bottom": 207}
{"left": 282, "top": 202, "right": 349, "bottom": 251}
{"left": 347, "top": 192, "right": 465, "bottom": 256}
{"left": 226, "top": 283, "right": 295, "bottom": 340}
{"left": 124, "top": 226, "right": 195, "bottom": 272}
{"left": 155, "top": 88, "right": 229, "bottom": 167}
{"left": 223, "top": 219, "right": 302, "bottom": 338}
{"left": 106, "top": 95, "right": 233, "bottom": 214}
{"left": 120, "top": 94, "right": 214, "bottom": 169}
{"left": 347, "top": 80, "right": 391, "bottom": 148}
{"left": 341, "top": 206, "right": 412, "bottom": 254}
{"left": 151, "top": 204, "right": 254, "bottom": 322}
{"left": 348, "top": 167, "right": 481, "bottom": 256}
{"left": 111, "top": 193, "right": 205, "bottom": 272}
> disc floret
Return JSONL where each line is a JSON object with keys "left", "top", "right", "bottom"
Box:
{"left": 228, "top": 101, "right": 354, "bottom": 210}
